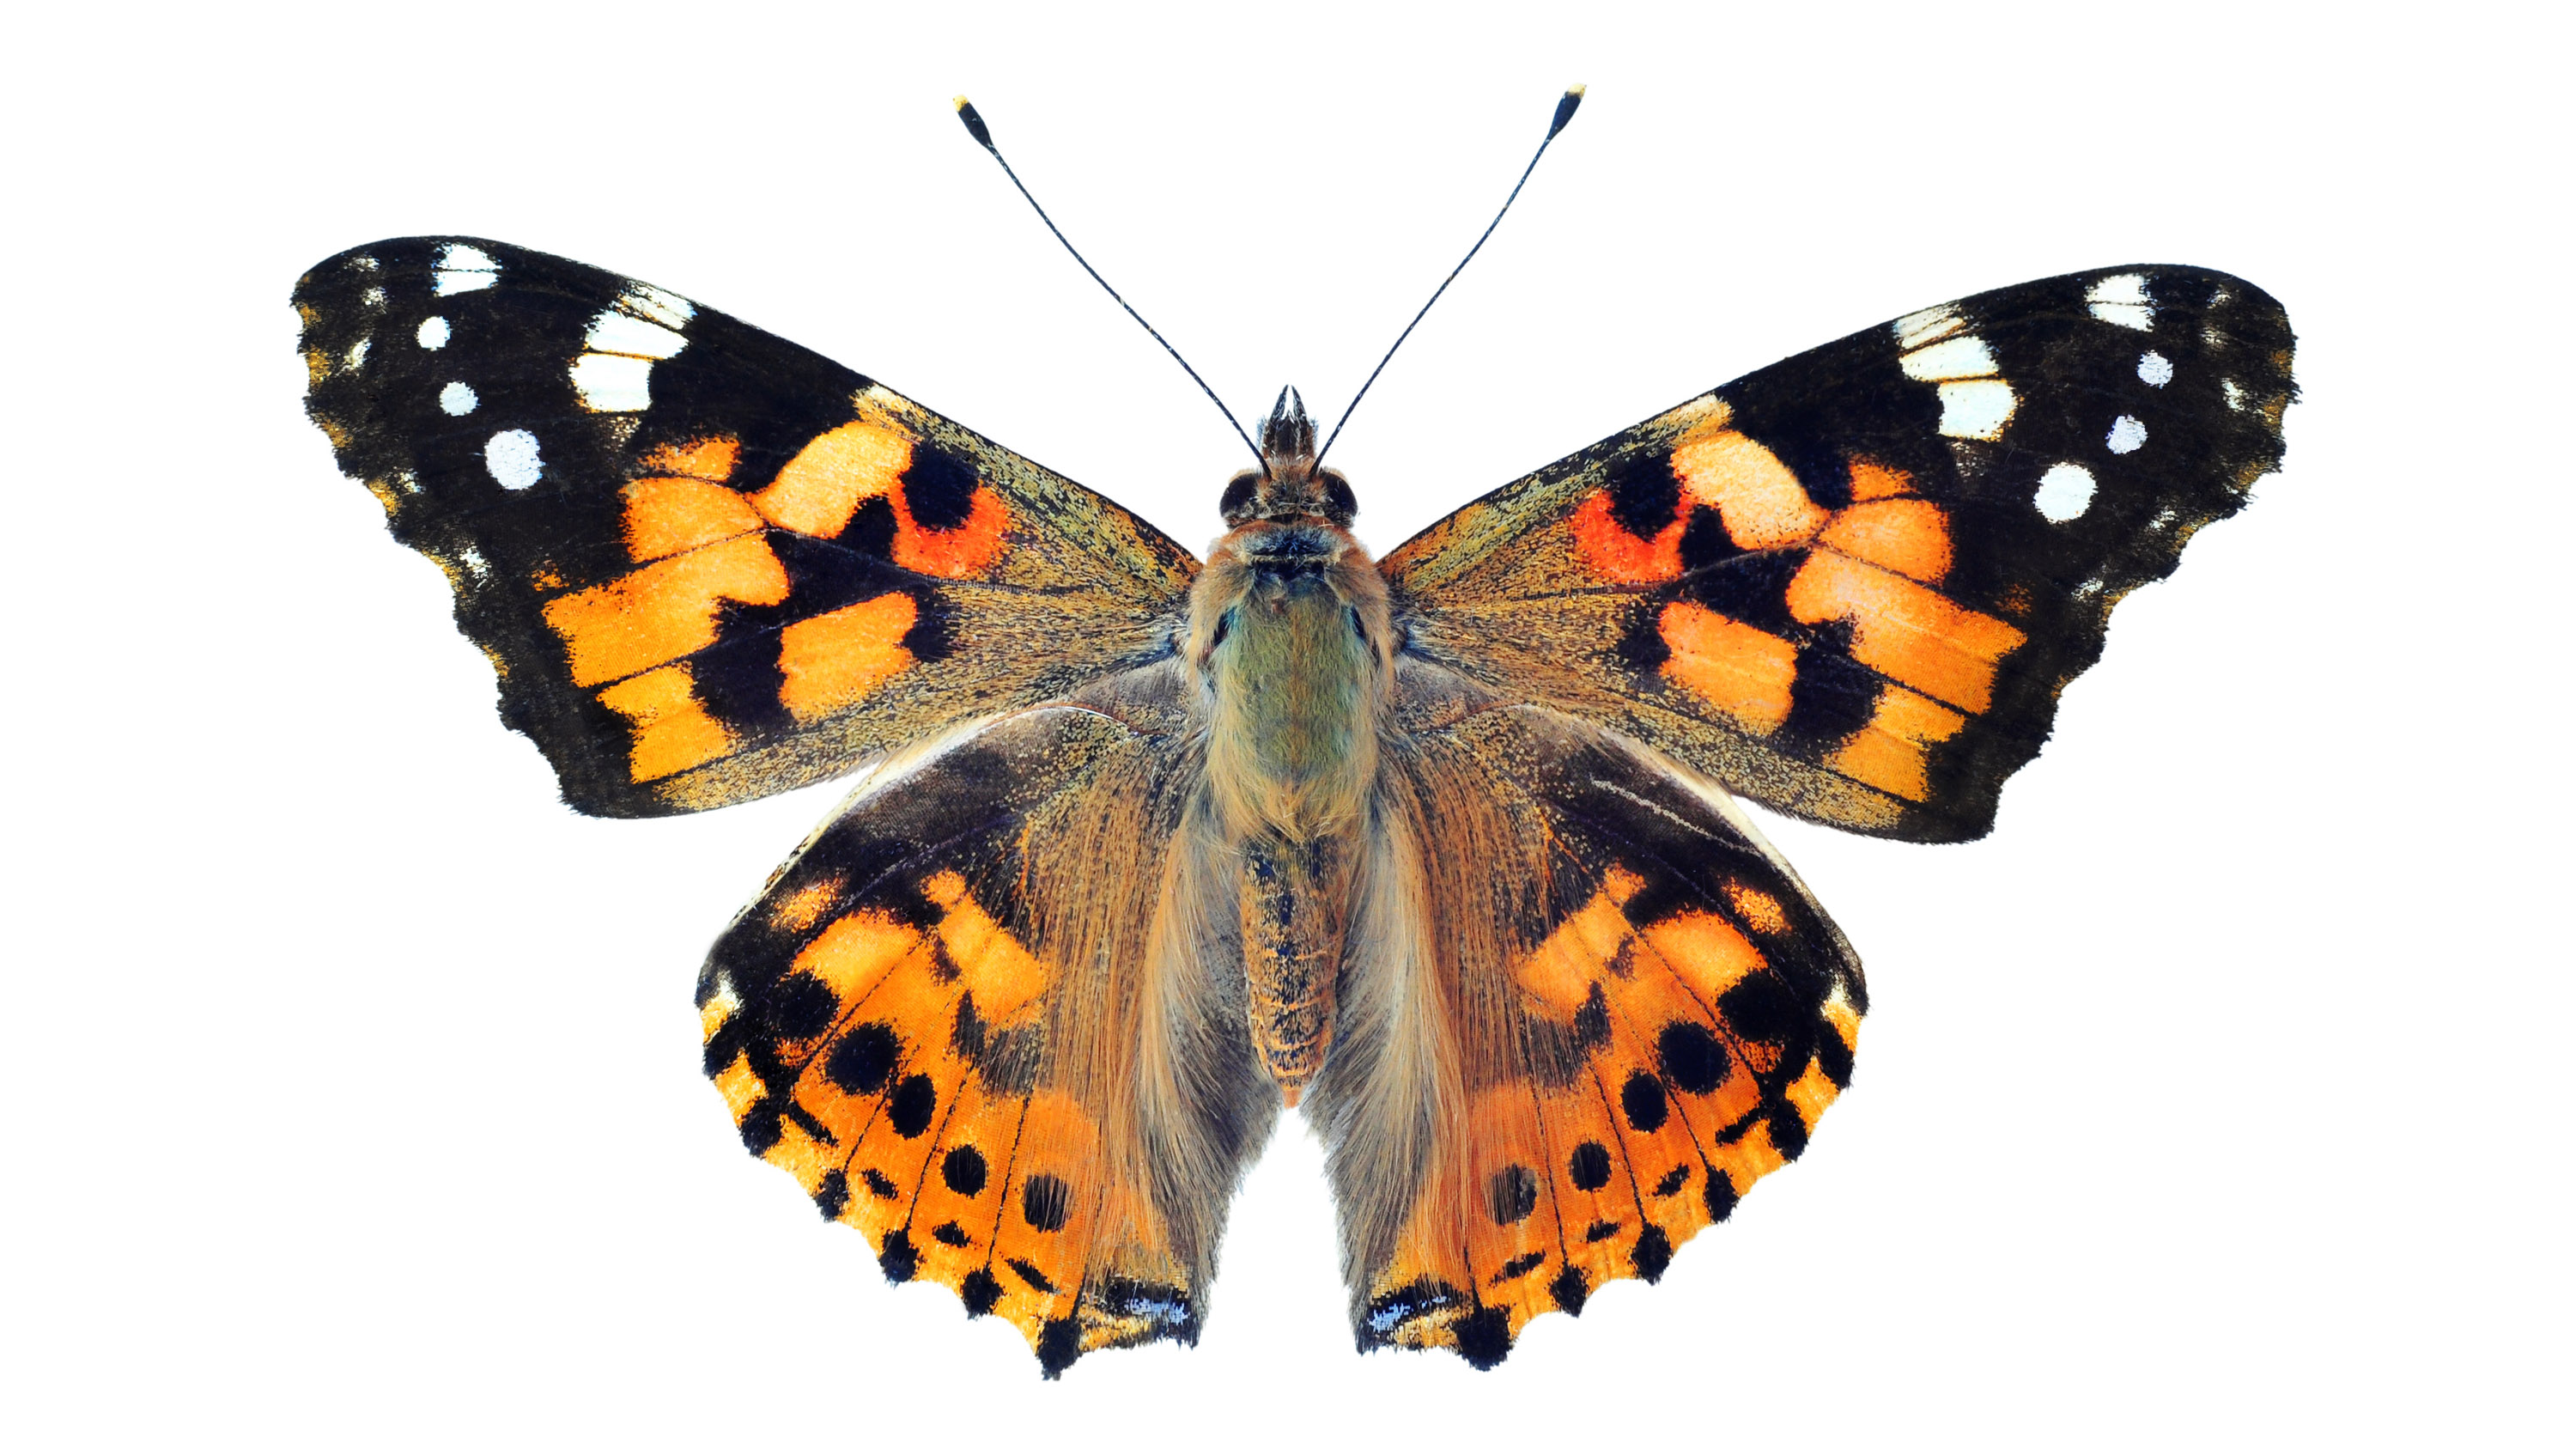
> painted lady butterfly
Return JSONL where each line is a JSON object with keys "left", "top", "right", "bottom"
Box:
{"left": 295, "top": 93, "right": 2293, "bottom": 1375}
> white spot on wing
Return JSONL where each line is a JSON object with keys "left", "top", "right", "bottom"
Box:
{"left": 485, "top": 429, "right": 543, "bottom": 490}
{"left": 1899, "top": 334, "right": 1998, "bottom": 382}
{"left": 2106, "top": 415, "right": 2148, "bottom": 454}
{"left": 344, "top": 337, "right": 369, "bottom": 369}
{"left": 433, "top": 242, "right": 500, "bottom": 295}
{"left": 361, "top": 285, "right": 386, "bottom": 308}
{"left": 570, "top": 352, "right": 653, "bottom": 411}
{"left": 617, "top": 283, "right": 695, "bottom": 331}
{"left": 2033, "top": 463, "right": 2096, "bottom": 521}
{"left": 439, "top": 381, "right": 478, "bottom": 415}
{"left": 416, "top": 316, "right": 450, "bottom": 350}
{"left": 2087, "top": 272, "right": 2154, "bottom": 331}
{"left": 1893, "top": 304, "right": 1967, "bottom": 350}
{"left": 2137, "top": 350, "right": 2172, "bottom": 387}
{"left": 1936, "top": 380, "right": 2017, "bottom": 439}
{"left": 584, "top": 308, "right": 688, "bottom": 359}
{"left": 569, "top": 284, "right": 694, "bottom": 411}
{"left": 2221, "top": 378, "right": 2246, "bottom": 411}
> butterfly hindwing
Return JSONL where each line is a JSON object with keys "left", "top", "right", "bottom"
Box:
{"left": 297, "top": 237, "right": 1197, "bottom": 816}
{"left": 696, "top": 666, "right": 1276, "bottom": 1376}
{"left": 1311, "top": 681, "right": 1866, "bottom": 1365}
{"left": 1383, "top": 265, "right": 2295, "bottom": 842}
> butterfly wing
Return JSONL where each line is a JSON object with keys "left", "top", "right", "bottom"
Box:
{"left": 1382, "top": 265, "right": 2295, "bottom": 842}
{"left": 696, "top": 664, "right": 1275, "bottom": 1376}
{"left": 296, "top": 237, "right": 1197, "bottom": 816}
{"left": 1311, "top": 681, "right": 1866, "bottom": 1365}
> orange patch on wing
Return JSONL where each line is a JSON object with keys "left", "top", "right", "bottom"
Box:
{"left": 1722, "top": 882, "right": 1789, "bottom": 935}
{"left": 544, "top": 533, "right": 789, "bottom": 687}
{"left": 775, "top": 592, "right": 918, "bottom": 723}
{"left": 769, "top": 879, "right": 843, "bottom": 933}
{"left": 903, "top": 1068, "right": 1039, "bottom": 1295}
{"left": 985, "top": 1089, "right": 1103, "bottom": 1329}
{"left": 1784, "top": 551, "right": 2026, "bottom": 712}
{"left": 1823, "top": 988, "right": 1862, "bottom": 1055}
{"left": 1818, "top": 498, "right": 1953, "bottom": 583}
{"left": 1567, "top": 489, "right": 1685, "bottom": 584}
{"left": 1826, "top": 685, "right": 1968, "bottom": 801}
{"left": 789, "top": 909, "right": 918, "bottom": 1003}
{"left": 891, "top": 483, "right": 1010, "bottom": 580}
{"left": 1640, "top": 910, "right": 1769, "bottom": 1002}
{"left": 931, "top": 879, "right": 1054, "bottom": 1022}
{"left": 595, "top": 664, "right": 734, "bottom": 782}
{"left": 1668, "top": 426, "right": 1826, "bottom": 549}
{"left": 1517, "top": 881, "right": 1633, "bottom": 1014}
{"left": 752, "top": 417, "right": 914, "bottom": 538}
{"left": 639, "top": 435, "right": 741, "bottom": 481}
{"left": 621, "top": 476, "right": 762, "bottom": 563}
{"left": 1657, "top": 601, "right": 1799, "bottom": 733}
{"left": 1846, "top": 458, "right": 1913, "bottom": 501}
{"left": 1784, "top": 1058, "right": 1841, "bottom": 1129}
{"left": 711, "top": 1051, "right": 765, "bottom": 1119}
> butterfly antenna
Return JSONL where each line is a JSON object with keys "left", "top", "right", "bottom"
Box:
{"left": 1315, "top": 85, "right": 1585, "bottom": 471}
{"left": 955, "top": 96, "right": 1267, "bottom": 472}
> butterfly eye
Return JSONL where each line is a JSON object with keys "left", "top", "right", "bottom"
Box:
{"left": 1318, "top": 469, "right": 1357, "bottom": 526}
{"left": 1220, "top": 471, "right": 1261, "bottom": 522}
{"left": 1212, "top": 610, "right": 1233, "bottom": 648}
{"left": 1346, "top": 605, "right": 1369, "bottom": 644}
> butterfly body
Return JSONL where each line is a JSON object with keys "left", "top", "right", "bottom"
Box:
{"left": 298, "top": 235, "right": 2293, "bottom": 1374}
{"left": 1194, "top": 397, "right": 1396, "bottom": 1097}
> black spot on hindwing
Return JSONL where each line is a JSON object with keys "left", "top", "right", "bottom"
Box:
{"left": 1022, "top": 1174, "right": 1070, "bottom": 1232}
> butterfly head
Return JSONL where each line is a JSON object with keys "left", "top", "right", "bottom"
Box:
{"left": 1222, "top": 386, "right": 1357, "bottom": 528}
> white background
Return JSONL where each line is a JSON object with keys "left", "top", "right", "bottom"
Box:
{"left": 6, "top": 3, "right": 2566, "bottom": 1444}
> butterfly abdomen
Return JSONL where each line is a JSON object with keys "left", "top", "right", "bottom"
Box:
{"left": 1191, "top": 521, "right": 1395, "bottom": 1097}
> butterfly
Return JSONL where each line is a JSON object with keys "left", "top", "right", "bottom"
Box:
{"left": 295, "top": 187, "right": 2292, "bottom": 1374}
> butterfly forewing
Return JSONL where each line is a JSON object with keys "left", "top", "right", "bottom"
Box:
{"left": 1383, "top": 265, "right": 2295, "bottom": 842}
{"left": 297, "top": 237, "right": 1197, "bottom": 816}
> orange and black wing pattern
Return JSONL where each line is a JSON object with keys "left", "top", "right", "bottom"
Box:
{"left": 296, "top": 238, "right": 1196, "bottom": 817}
{"left": 695, "top": 685, "right": 1277, "bottom": 1377}
{"left": 1383, "top": 265, "right": 2295, "bottom": 842}
{"left": 1314, "top": 696, "right": 1866, "bottom": 1366}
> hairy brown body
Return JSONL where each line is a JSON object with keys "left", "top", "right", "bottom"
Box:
{"left": 1187, "top": 402, "right": 1394, "bottom": 1101}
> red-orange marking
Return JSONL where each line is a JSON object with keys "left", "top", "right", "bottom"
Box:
{"left": 890, "top": 484, "right": 1010, "bottom": 580}
{"left": 1567, "top": 488, "right": 1685, "bottom": 584}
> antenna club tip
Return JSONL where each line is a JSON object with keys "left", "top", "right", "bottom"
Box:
{"left": 954, "top": 96, "right": 995, "bottom": 150}
{"left": 1548, "top": 85, "right": 1586, "bottom": 139}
